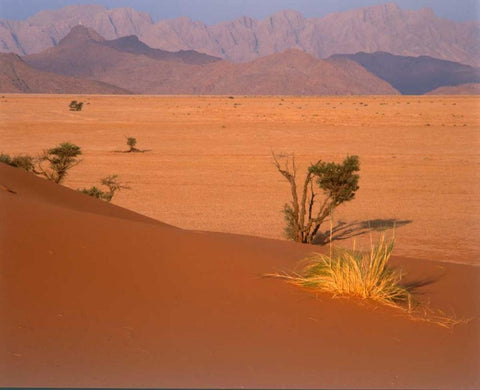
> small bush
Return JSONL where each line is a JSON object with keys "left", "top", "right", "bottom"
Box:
{"left": 79, "top": 174, "right": 128, "bottom": 202}
{"left": 69, "top": 101, "right": 83, "bottom": 111}
{"left": 36, "top": 142, "right": 82, "bottom": 183}
{"left": 125, "top": 136, "right": 144, "bottom": 153}
{"left": 127, "top": 137, "right": 137, "bottom": 150}
{"left": 0, "top": 153, "right": 35, "bottom": 172}
{"left": 79, "top": 186, "right": 106, "bottom": 200}
{"left": 0, "top": 153, "right": 11, "bottom": 164}
{"left": 273, "top": 153, "right": 360, "bottom": 244}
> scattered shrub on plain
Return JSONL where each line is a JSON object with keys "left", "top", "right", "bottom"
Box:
{"left": 273, "top": 152, "right": 360, "bottom": 244}
{"left": 36, "top": 142, "right": 82, "bottom": 184}
{"left": 69, "top": 100, "right": 83, "bottom": 111}
{"left": 79, "top": 174, "right": 129, "bottom": 202}
{"left": 125, "top": 136, "right": 146, "bottom": 153}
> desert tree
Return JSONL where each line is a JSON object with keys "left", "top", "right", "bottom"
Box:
{"left": 273, "top": 152, "right": 360, "bottom": 244}
{"left": 69, "top": 101, "right": 83, "bottom": 111}
{"left": 79, "top": 174, "right": 129, "bottom": 202}
{"left": 36, "top": 142, "right": 82, "bottom": 184}
{"left": 126, "top": 137, "right": 140, "bottom": 152}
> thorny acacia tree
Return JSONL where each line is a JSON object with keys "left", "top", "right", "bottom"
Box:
{"left": 273, "top": 152, "right": 360, "bottom": 244}
{"left": 36, "top": 142, "right": 82, "bottom": 184}
{"left": 79, "top": 175, "right": 129, "bottom": 202}
{"left": 126, "top": 137, "right": 141, "bottom": 152}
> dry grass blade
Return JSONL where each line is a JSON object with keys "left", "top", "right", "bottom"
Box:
{"left": 266, "top": 236, "right": 462, "bottom": 328}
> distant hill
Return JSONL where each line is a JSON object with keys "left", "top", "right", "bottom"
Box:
{"left": 166, "top": 49, "right": 399, "bottom": 95}
{"left": 103, "top": 35, "right": 221, "bottom": 65}
{"left": 0, "top": 53, "right": 129, "bottom": 94}
{"left": 22, "top": 26, "right": 398, "bottom": 95}
{"left": 24, "top": 25, "right": 220, "bottom": 78}
{"left": 426, "top": 83, "right": 480, "bottom": 95}
{"left": 331, "top": 52, "right": 480, "bottom": 94}
{"left": 1, "top": 3, "right": 478, "bottom": 66}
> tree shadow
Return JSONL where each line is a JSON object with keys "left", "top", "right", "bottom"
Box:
{"left": 402, "top": 277, "right": 439, "bottom": 295}
{"left": 113, "top": 149, "right": 152, "bottom": 153}
{"left": 313, "top": 218, "right": 412, "bottom": 245}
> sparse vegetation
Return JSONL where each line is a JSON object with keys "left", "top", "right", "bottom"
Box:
{"left": 2, "top": 142, "right": 130, "bottom": 201}
{"left": 273, "top": 152, "right": 360, "bottom": 244}
{"left": 36, "top": 142, "right": 82, "bottom": 184}
{"left": 125, "top": 136, "right": 145, "bottom": 153}
{"left": 79, "top": 174, "right": 128, "bottom": 202}
{"left": 123, "top": 136, "right": 149, "bottom": 153}
{"left": 2, "top": 143, "right": 82, "bottom": 184}
{"left": 268, "top": 236, "right": 413, "bottom": 309}
{"left": 266, "top": 236, "right": 462, "bottom": 327}
{"left": 69, "top": 100, "right": 83, "bottom": 111}
{"left": 0, "top": 153, "right": 35, "bottom": 172}
{"left": 127, "top": 137, "right": 138, "bottom": 152}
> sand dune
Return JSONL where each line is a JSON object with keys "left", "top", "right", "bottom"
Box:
{"left": 1, "top": 95, "right": 479, "bottom": 265}
{"left": 1, "top": 163, "right": 479, "bottom": 388}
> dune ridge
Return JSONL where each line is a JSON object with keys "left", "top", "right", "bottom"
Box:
{"left": 1, "top": 163, "right": 479, "bottom": 388}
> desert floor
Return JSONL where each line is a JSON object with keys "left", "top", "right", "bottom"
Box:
{"left": 1, "top": 94, "right": 479, "bottom": 265}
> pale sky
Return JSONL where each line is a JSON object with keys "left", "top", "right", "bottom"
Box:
{"left": 0, "top": 0, "right": 478, "bottom": 23}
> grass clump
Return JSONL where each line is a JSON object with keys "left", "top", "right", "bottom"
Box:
{"left": 272, "top": 236, "right": 413, "bottom": 310}
{"left": 267, "top": 236, "right": 464, "bottom": 328}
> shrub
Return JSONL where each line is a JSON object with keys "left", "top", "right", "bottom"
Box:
{"left": 36, "top": 142, "right": 82, "bottom": 184}
{"left": 0, "top": 153, "right": 35, "bottom": 172}
{"left": 273, "top": 152, "right": 360, "bottom": 244}
{"left": 0, "top": 153, "right": 11, "bottom": 165}
{"left": 69, "top": 100, "right": 83, "bottom": 111}
{"left": 79, "top": 174, "right": 128, "bottom": 202}
{"left": 126, "top": 136, "right": 143, "bottom": 153}
{"left": 79, "top": 186, "right": 105, "bottom": 200}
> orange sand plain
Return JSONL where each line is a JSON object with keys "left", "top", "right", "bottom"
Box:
{"left": 1, "top": 95, "right": 480, "bottom": 388}
{"left": 1, "top": 164, "right": 479, "bottom": 388}
{"left": 1, "top": 94, "right": 479, "bottom": 264}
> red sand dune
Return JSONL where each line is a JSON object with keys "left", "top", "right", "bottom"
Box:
{"left": 1, "top": 163, "right": 479, "bottom": 388}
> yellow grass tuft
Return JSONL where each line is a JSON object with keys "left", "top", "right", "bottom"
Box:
{"left": 267, "top": 236, "right": 464, "bottom": 328}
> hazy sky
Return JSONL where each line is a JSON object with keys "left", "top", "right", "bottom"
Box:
{"left": 0, "top": 0, "right": 479, "bottom": 23}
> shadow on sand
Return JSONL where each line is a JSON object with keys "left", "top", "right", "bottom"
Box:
{"left": 313, "top": 218, "right": 412, "bottom": 245}
{"left": 312, "top": 218, "right": 443, "bottom": 294}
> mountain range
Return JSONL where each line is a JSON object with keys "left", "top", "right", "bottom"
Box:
{"left": 1, "top": 2, "right": 479, "bottom": 96}
{"left": 331, "top": 52, "right": 480, "bottom": 95}
{"left": 1, "top": 2, "right": 479, "bottom": 66}
{"left": 1, "top": 24, "right": 479, "bottom": 95}
{"left": 0, "top": 52, "right": 128, "bottom": 94}
{"left": 18, "top": 25, "right": 397, "bottom": 95}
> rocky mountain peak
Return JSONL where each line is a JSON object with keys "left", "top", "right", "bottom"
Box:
{"left": 0, "top": 3, "right": 478, "bottom": 66}
{"left": 58, "top": 25, "right": 106, "bottom": 47}
{"left": 271, "top": 9, "right": 306, "bottom": 22}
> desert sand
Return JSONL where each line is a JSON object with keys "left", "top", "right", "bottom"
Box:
{"left": 1, "top": 95, "right": 479, "bottom": 388}
{"left": 1, "top": 94, "right": 479, "bottom": 264}
{"left": 1, "top": 156, "right": 479, "bottom": 388}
